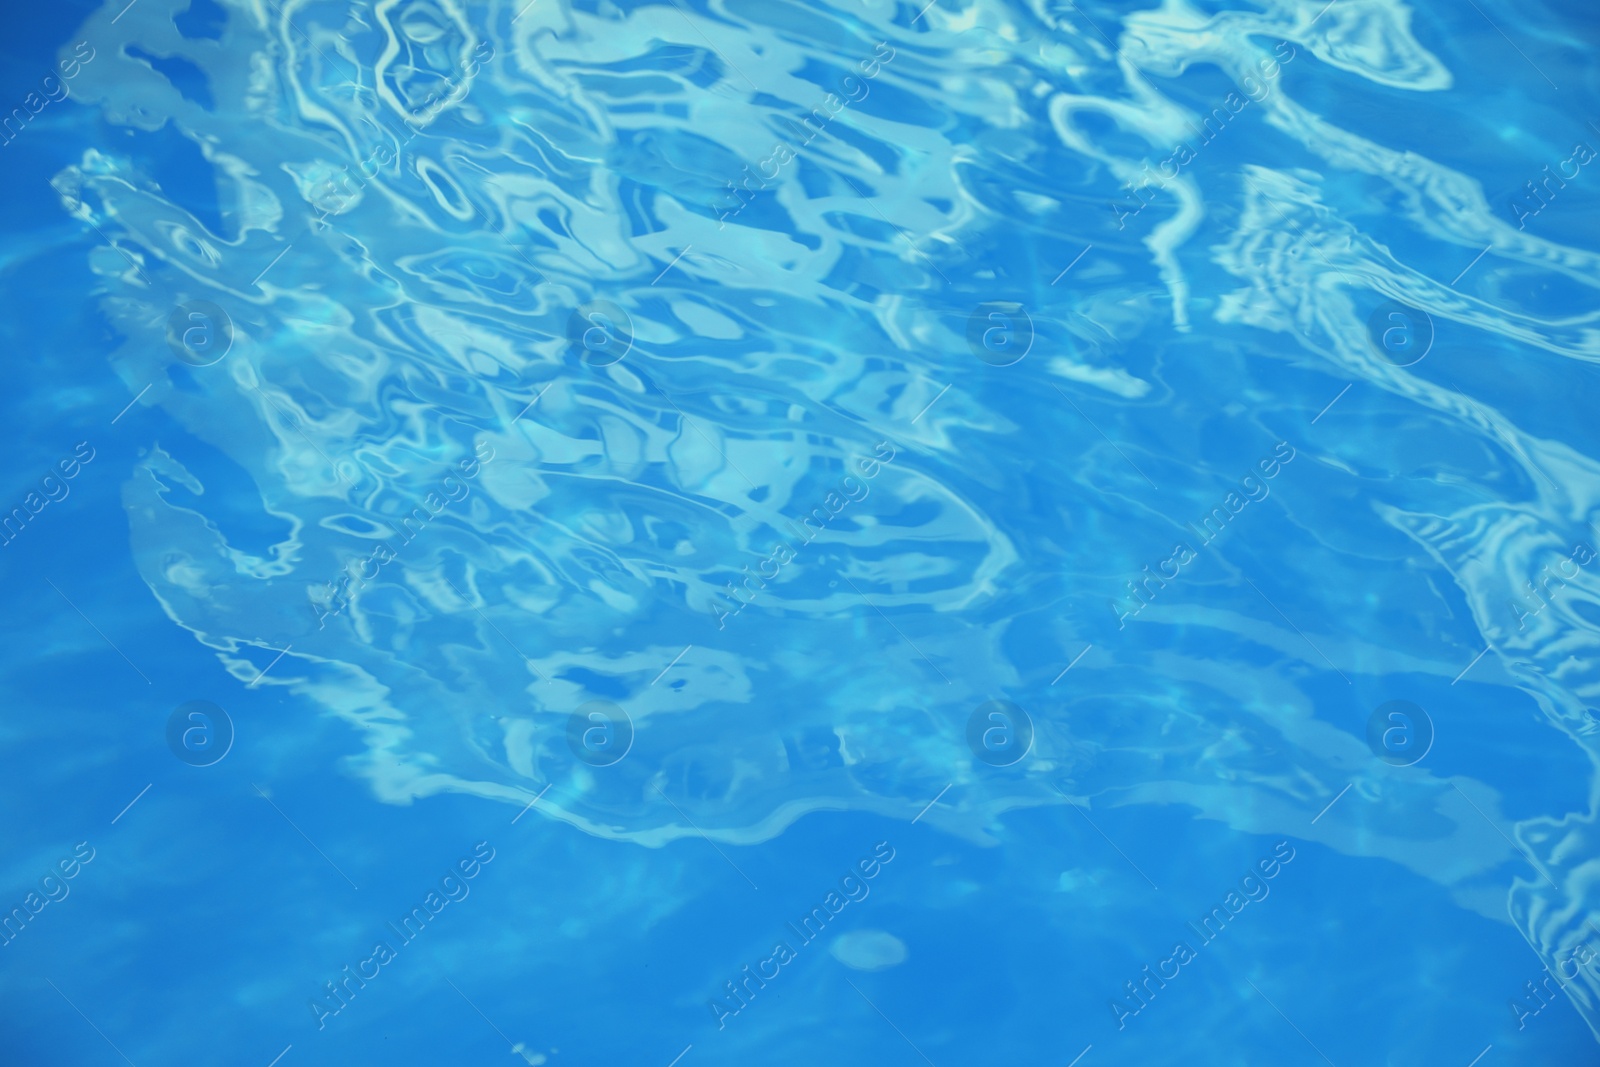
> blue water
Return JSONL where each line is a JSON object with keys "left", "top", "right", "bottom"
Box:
{"left": 3, "top": 0, "right": 1600, "bottom": 1063}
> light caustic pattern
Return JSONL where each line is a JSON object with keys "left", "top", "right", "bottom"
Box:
{"left": 52, "top": 0, "right": 1600, "bottom": 1038}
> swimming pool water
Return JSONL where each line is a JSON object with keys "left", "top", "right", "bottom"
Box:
{"left": 2, "top": 0, "right": 1599, "bottom": 1064}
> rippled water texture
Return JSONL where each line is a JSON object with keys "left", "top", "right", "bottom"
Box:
{"left": 16, "top": 0, "right": 1600, "bottom": 1056}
